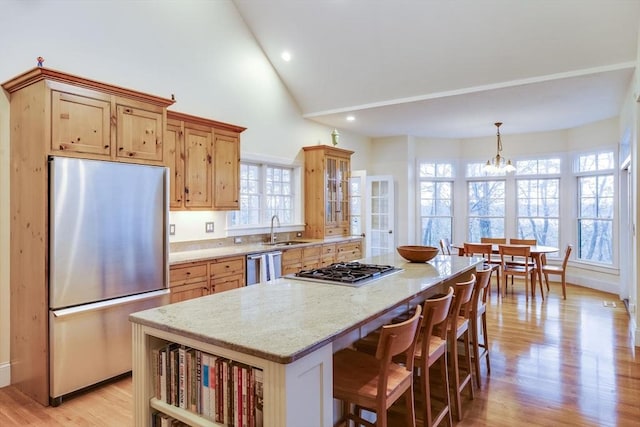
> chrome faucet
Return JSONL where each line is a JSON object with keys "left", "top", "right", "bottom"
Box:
{"left": 270, "top": 214, "right": 280, "bottom": 244}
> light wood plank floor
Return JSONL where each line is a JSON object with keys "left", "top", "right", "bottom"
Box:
{"left": 0, "top": 282, "right": 638, "bottom": 426}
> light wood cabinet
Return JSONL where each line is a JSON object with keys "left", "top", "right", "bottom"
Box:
{"left": 336, "top": 239, "right": 363, "bottom": 262}
{"left": 169, "top": 256, "right": 246, "bottom": 304}
{"left": 115, "top": 101, "right": 164, "bottom": 162}
{"left": 51, "top": 89, "right": 112, "bottom": 156}
{"left": 281, "top": 239, "right": 361, "bottom": 275}
{"left": 169, "top": 262, "right": 209, "bottom": 304}
{"left": 209, "top": 255, "right": 245, "bottom": 294}
{"left": 213, "top": 129, "right": 241, "bottom": 209}
{"left": 303, "top": 145, "right": 354, "bottom": 239}
{"left": 48, "top": 79, "right": 170, "bottom": 163}
{"left": 184, "top": 125, "right": 214, "bottom": 208}
{"left": 165, "top": 111, "right": 245, "bottom": 211}
{"left": 282, "top": 247, "right": 303, "bottom": 276}
{"left": 2, "top": 67, "right": 175, "bottom": 406}
{"left": 321, "top": 243, "right": 337, "bottom": 266}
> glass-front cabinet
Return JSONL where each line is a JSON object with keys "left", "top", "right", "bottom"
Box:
{"left": 303, "top": 145, "right": 354, "bottom": 239}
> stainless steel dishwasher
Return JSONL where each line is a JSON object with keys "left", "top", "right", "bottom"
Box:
{"left": 246, "top": 251, "right": 282, "bottom": 285}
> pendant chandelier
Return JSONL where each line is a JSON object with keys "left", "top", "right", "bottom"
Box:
{"left": 484, "top": 122, "right": 515, "bottom": 173}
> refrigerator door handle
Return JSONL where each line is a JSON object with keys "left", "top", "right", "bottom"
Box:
{"left": 52, "top": 289, "right": 170, "bottom": 318}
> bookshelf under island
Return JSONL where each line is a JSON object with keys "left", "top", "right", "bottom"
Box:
{"left": 130, "top": 253, "right": 480, "bottom": 426}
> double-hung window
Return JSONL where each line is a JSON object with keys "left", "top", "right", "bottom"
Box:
{"left": 231, "top": 162, "right": 295, "bottom": 227}
{"left": 515, "top": 159, "right": 561, "bottom": 248}
{"left": 576, "top": 151, "right": 615, "bottom": 265}
{"left": 418, "top": 162, "right": 454, "bottom": 247}
{"left": 466, "top": 163, "right": 506, "bottom": 241}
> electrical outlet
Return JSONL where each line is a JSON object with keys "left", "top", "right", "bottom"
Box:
{"left": 296, "top": 232, "right": 303, "bottom": 237}
{"left": 169, "top": 224, "right": 175, "bottom": 235}
{"left": 205, "top": 222, "right": 214, "bottom": 233}
{"left": 234, "top": 237, "right": 242, "bottom": 244}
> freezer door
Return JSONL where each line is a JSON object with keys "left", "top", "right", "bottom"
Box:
{"left": 49, "top": 289, "right": 169, "bottom": 400}
{"left": 49, "top": 157, "right": 168, "bottom": 309}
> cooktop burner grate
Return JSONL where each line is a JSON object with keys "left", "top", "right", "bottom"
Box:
{"left": 294, "top": 262, "right": 398, "bottom": 284}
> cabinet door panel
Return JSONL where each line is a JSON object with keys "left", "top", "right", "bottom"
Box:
{"left": 213, "top": 131, "right": 240, "bottom": 209}
{"left": 116, "top": 104, "right": 163, "bottom": 162}
{"left": 183, "top": 127, "right": 213, "bottom": 208}
{"left": 212, "top": 273, "right": 244, "bottom": 294}
{"left": 51, "top": 91, "right": 111, "bottom": 156}
{"left": 169, "top": 281, "right": 209, "bottom": 303}
{"left": 165, "top": 121, "right": 184, "bottom": 208}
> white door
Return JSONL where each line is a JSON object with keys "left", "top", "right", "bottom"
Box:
{"left": 366, "top": 176, "right": 395, "bottom": 257}
{"left": 349, "top": 171, "right": 365, "bottom": 240}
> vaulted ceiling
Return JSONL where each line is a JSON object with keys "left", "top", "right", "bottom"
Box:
{"left": 233, "top": 0, "right": 640, "bottom": 139}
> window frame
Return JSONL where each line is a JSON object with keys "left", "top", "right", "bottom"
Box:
{"left": 226, "top": 155, "right": 303, "bottom": 236}
{"left": 417, "top": 161, "right": 455, "bottom": 247}
{"left": 574, "top": 150, "right": 616, "bottom": 266}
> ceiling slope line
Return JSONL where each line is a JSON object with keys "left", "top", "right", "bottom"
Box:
{"left": 302, "top": 62, "right": 637, "bottom": 118}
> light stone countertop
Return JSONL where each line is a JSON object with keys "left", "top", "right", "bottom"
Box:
{"left": 131, "top": 253, "right": 481, "bottom": 364}
{"left": 168, "top": 237, "right": 360, "bottom": 265}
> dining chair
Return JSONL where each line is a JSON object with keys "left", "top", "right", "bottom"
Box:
{"left": 479, "top": 237, "right": 505, "bottom": 265}
{"left": 413, "top": 287, "right": 454, "bottom": 427}
{"left": 333, "top": 304, "right": 422, "bottom": 427}
{"left": 499, "top": 245, "right": 541, "bottom": 301}
{"left": 541, "top": 244, "right": 573, "bottom": 299}
{"left": 439, "top": 274, "right": 475, "bottom": 421}
{"left": 468, "top": 268, "right": 492, "bottom": 389}
{"left": 439, "top": 238, "right": 452, "bottom": 255}
{"left": 480, "top": 237, "right": 506, "bottom": 244}
{"left": 463, "top": 242, "right": 501, "bottom": 296}
{"left": 506, "top": 239, "right": 537, "bottom": 285}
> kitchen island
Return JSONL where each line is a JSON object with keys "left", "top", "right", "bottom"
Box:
{"left": 130, "top": 253, "right": 481, "bottom": 426}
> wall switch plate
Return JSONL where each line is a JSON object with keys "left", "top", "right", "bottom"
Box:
{"left": 169, "top": 224, "right": 176, "bottom": 235}
{"left": 234, "top": 237, "right": 242, "bottom": 244}
{"left": 205, "top": 222, "right": 214, "bottom": 233}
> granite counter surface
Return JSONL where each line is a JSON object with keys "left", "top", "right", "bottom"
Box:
{"left": 131, "top": 253, "right": 481, "bottom": 364}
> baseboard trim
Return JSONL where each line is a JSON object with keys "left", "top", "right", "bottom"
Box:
{"left": 0, "top": 362, "right": 10, "bottom": 388}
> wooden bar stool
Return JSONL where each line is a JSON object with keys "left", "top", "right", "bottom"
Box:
{"left": 333, "top": 304, "right": 422, "bottom": 427}
{"left": 441, "top": 274, "right": 475, "bottom": 421}
{"left": 413, "top": 287, "right": 454, "bottom": 427}
{"left": 469, "top": 268, "right": 492, "bottom": 389}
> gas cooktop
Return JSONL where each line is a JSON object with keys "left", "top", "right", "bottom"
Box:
{"left": 287, "top": 262, "right": 402, "bottom": 287}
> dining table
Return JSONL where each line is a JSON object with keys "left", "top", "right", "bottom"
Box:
{"left": 453, "top": 243, "right": 560, "bottom": 298}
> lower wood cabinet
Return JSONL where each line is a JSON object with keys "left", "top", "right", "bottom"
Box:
{"left": 169, "top": 239, "right": 362, "bottom": 304}
{"left": 169, "top": 256, "right": 246, "bottom": 303}
{"left": 210, "top": 256, "right": 245, "bottom": 294}
{"left": 169, "top": 262, "right": 209, "bottom": 304}
{"left": 336, "top": 240, "right": 362, "bottom": 262}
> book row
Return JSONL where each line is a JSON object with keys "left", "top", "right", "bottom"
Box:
{"left": 152, "top": 411, "right": 189, "bottom": 427}
{"left": 152, "top": 343, "right": 264, "bottom": 427}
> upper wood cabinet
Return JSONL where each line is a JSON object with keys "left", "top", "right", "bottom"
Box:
{"left": 213, "top": 129, "right": 241, "bottom": 210}
{"left": 165, "top": 111, "right": 245, "bottom": 211}
{"left": 115, "top": 101, "right": 164, "bottom": 162}
{"left": 3, "top": 67, "right": 174, "bottom": 165}
{"left": 51, "top": 89, "right": 112, "bottom": 156}
{"left": 303, "top": 145, "right": 354, "bottom": 239}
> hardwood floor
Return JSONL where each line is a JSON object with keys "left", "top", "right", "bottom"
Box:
{"left": 0, "top": 282, "right": 638, "bottom": 426}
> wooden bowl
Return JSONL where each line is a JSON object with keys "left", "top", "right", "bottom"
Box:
{"left": 396, "top": 245, "right": 439, "bottom": 262}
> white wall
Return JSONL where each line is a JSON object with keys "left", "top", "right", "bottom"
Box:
{"left": 0, "top": 0, "right": 371, "bottom": 386}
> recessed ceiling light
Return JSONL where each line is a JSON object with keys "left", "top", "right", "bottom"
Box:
{"left": 346, "top": 115, "right": 355, "bottom": 121}
{"left": 281, "top": 51, "right": 292, "bottom": 62}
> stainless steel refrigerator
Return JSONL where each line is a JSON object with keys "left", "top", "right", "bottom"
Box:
{"left": 48, "top": 156, "right": 170, "bottom": 405}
